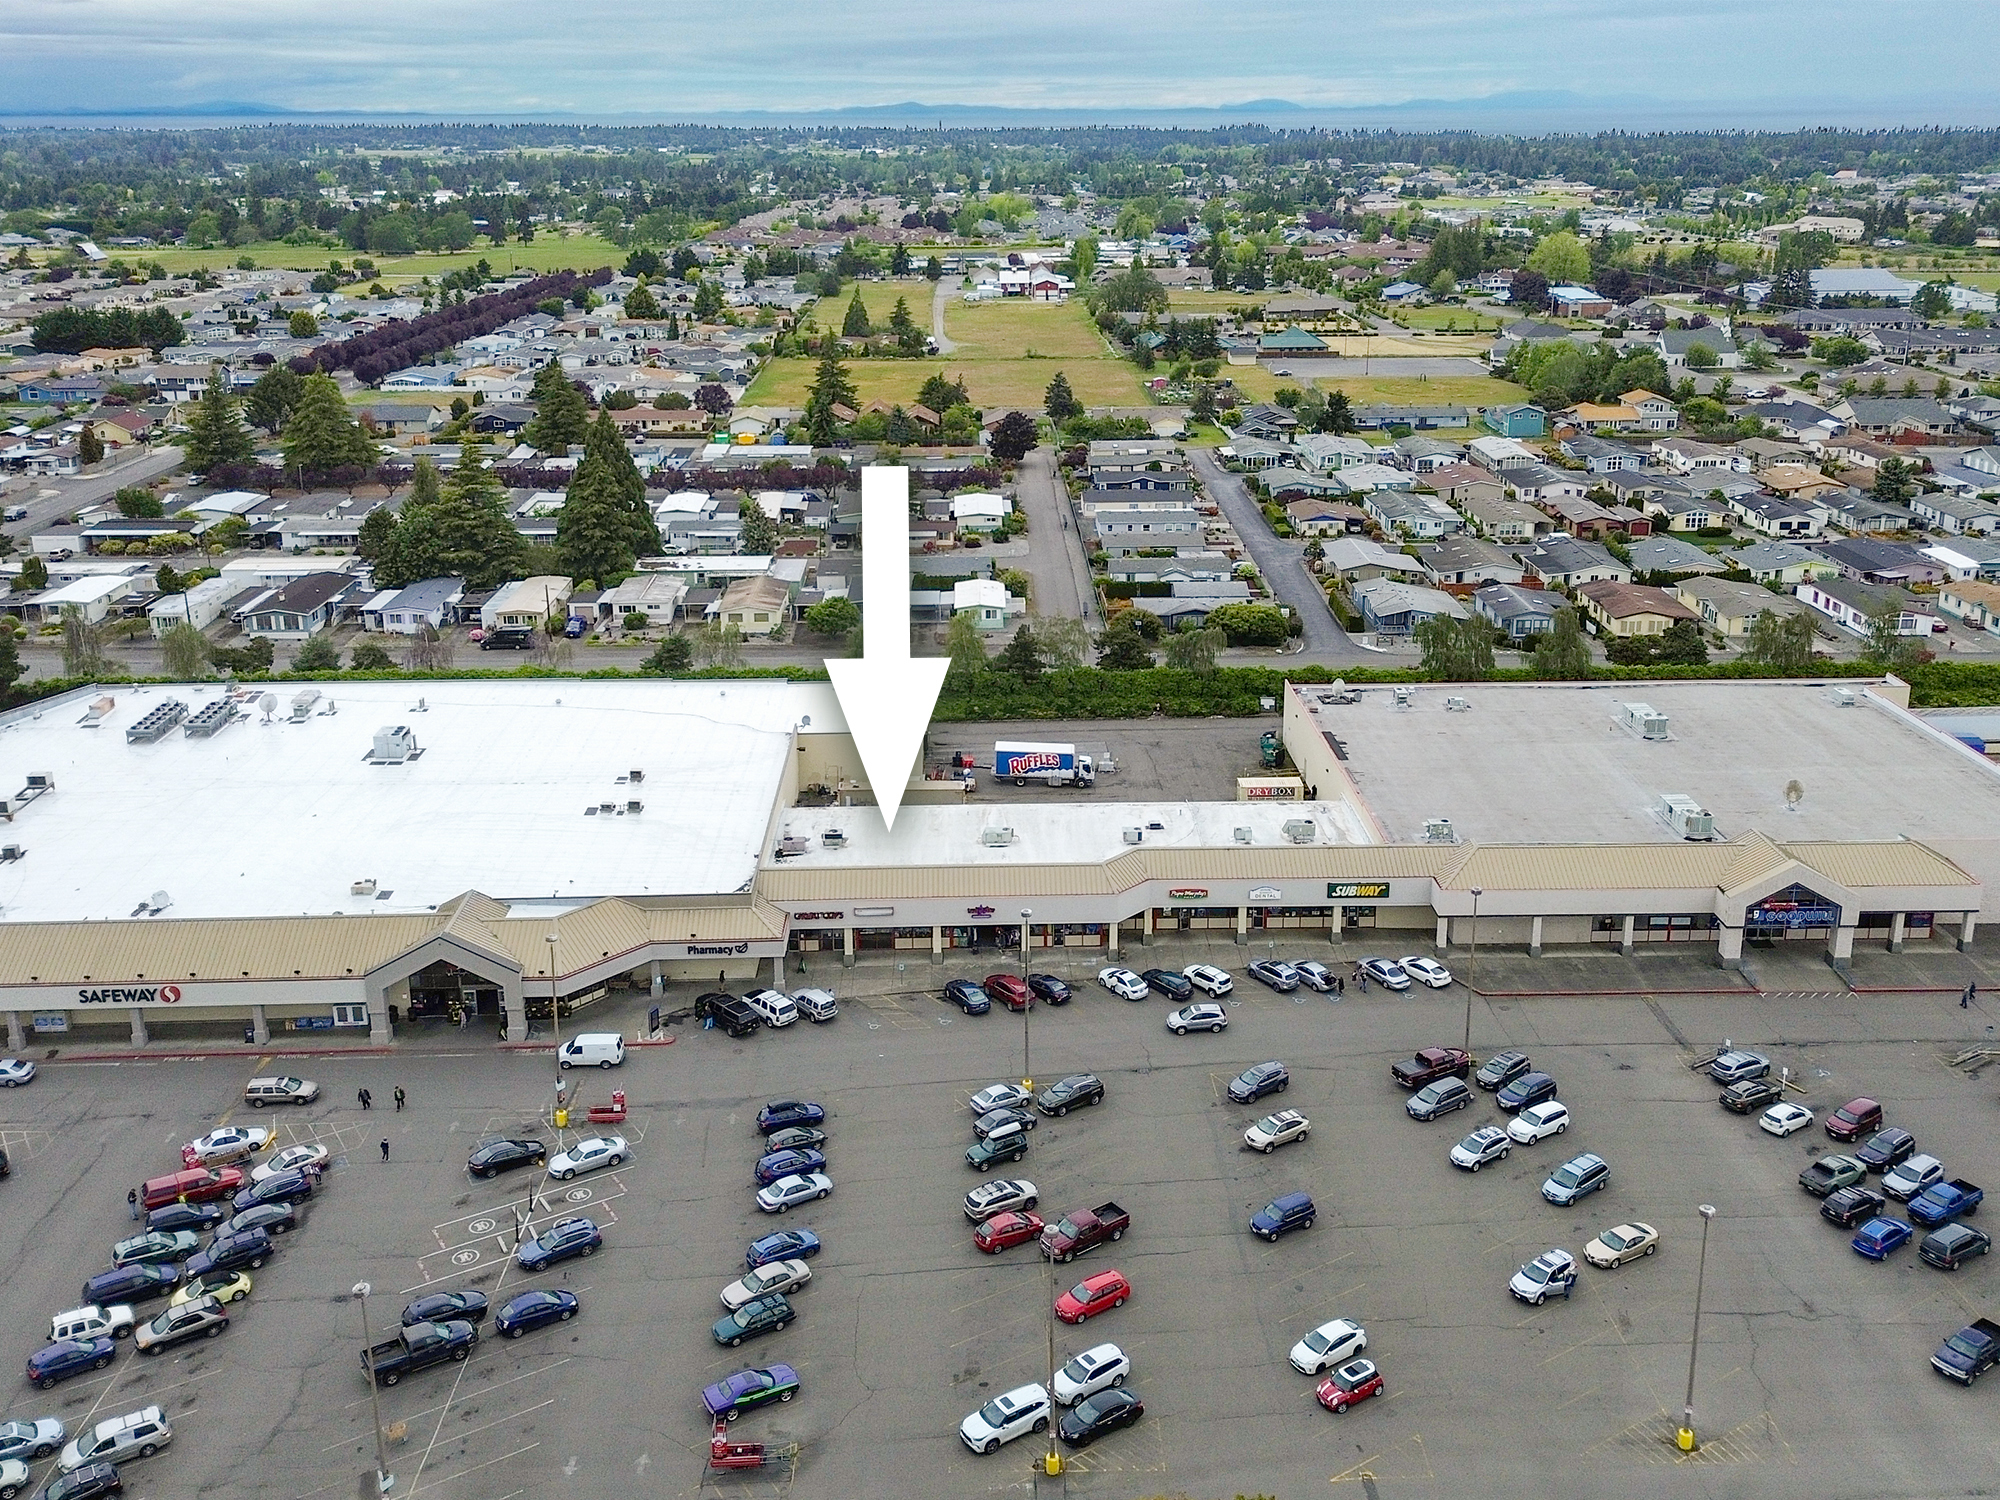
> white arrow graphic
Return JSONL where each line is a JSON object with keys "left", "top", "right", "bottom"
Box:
{"left": 826, "top": 465, "right": 948, "bottom": 830}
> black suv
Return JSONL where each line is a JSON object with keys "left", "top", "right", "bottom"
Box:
{"left": 1228, "top": 1061, "right": 1290, "bottom": 1105}
{"left": 1036, "top": 1074, "right": 1105, "bottom": 1116}
{"left": 185, "top": 1228, "right": 272, "bottom": 1279}
{"left": 695, "top": 993, "right": 761, "bottom": 1037}
{"left": 1141, "top": 969, "right": 1192, "bottom": 1001}
{"left": 479, "top": 628, "right": 535, "bottom": 650}
{"left": 224, "top": 1202, "right": 299, "bottom": 1238}
{"left": 467, "top": 1138, "right": 549, "bottom": 1179}
{"left": 1819, "top": 1184, "right": 1888, "bottom": 1228}
{"left": 1026, "top": 974, "right": 1071, "bottom": 1004}
{"left": 46, "top": 1462, "right": 123, "bottom": 1500}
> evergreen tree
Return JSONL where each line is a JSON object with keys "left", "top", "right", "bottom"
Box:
{"left": 803, "top": 349, "right": 858, "bottom": 447}
{"left": 524, "top": 374, "right": 590, "bottom": 455}
{"left": 989, "top": 411, "right": 1039, "bottom": 461}
{"left": 292, "top": 634, "right": 341, "bottom": 671}
{"left": 738, "top": 496, "right": 780, "bottom": 555}
{"left": 996, "top": 623, "right": 1045, "bottom": 681}
{"left": 376, "top": 442, "right": 523, "bottom": 589}
{"left": 244, "top": 365, "right": 302, "bottom": 433}
{"left": 281, "top": 372, "right": 374, "bottom": 475}
{"left": 184, "top": 369, "right": 254, "bottom": 472}
{"left": 357, "top": 504, "right": 399, "bottom": 562}
{"left": 693, "top": 279, "right": 725, "bottom": 321}
{"left": 891, "top": 244, "right": 911, "bottom": 275}
{"left": 1043, "top": 371, "right": 1082, "bottom": 423}
{"left": 842, "top": 290, "right": 873, "bottom": 338}
{"left": 888, "top": 296, "right": 916, "bottom": 335}
{"left": 557, "top": 456, "right": 638, "bottom": 584}
{"left": 78, "top": 425, "right": 104, "bottom": 466}
{"left": 0, "top": 624, "right": 22, "bottom": 695}
{"left": 924, "top": 255, "right": 943, "bottom": 282}
{"left": 1094, "top": 618, "right": 1156, "bottom": 670}
{"left": 583, "top": 406, "right": 661, "bottom": 557}
{"left": 1530, "top": 607, "right": 1593, "bottom": 678}
{"left": 623, "top": 278, "right": 661, "bottom": 321}
{"left": 920, "top": 374, "right": 969, "bottom": 413}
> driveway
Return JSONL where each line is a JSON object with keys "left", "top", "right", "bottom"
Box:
{"left": 930, "top": 279, "right": 956, "bottom": 353}
{"left": 1014, "top": 445, "right": 1096, "bottom": 623}
{"left": 1189, "top": 447, "right": 1363, "bottom": 659}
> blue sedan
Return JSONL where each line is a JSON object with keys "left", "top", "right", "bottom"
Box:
{"left": 516, "top": 1217, "right": 602, "bottom": 1271}
{"left": 746, "top": 1229, "right": 821, "bottom": 1271}
{"left": 495, "top": 1289, "right": 579, "bottom": 1337}
{"left": 1852, "top": 1216, "right": 1915, "bottom": 1260}
{"left": 756, "top": 1101, "right": 826, "bottom": 1134}
{"left": 25, "top": 1339, "right": 114, "bottom": 1390}
{"left": 754, "top": 1147, "right": 828, "bottom": 1187}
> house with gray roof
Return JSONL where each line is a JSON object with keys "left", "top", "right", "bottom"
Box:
{"left": 1517, "top": 536, "right": 1630, "bottom": 588}
{"left": 1474, "top": 582, "right": 1568, "bottom": 639}
{"left": 1626, "top": 534, "right": 1729, "bottom": 578}
{"left": 1721, "top": 539, "right": 1837, "bottom": 585}
{"left": 1655, "top": 327, "right": 1739, "bottom": 368}
{"left": 1352, "top": 578, "right": 1468, "bottom": 635}
{"left": 1832, "top": 397, "right": 1961, "bottom": 438}
{"left": 1414, "top": 536, "right": 1525, "bottom": 587}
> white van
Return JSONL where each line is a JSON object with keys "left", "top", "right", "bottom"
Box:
{"left": 557, "top": 1033, "right": 625, "bottom": 1069}
{"left": 51, "top": 1304, "right": 134, "bottom": 1343}
{"left": 58, "top": 1405, "right": 172, "bottom": 1472}
{"left": 743, "top": 989, "right": 800, "bottom": 1028}
{"left": 792, "top": 988, "right": 838, "bottom": 1023}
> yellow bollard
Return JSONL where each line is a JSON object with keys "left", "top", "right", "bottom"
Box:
{"left": 1042, "top": 1451, "right": 1064, "bottom": 1476}
{"left": 553, "top": 1106, "right": 569, "bottom": 1129}
{"left": 1676, "top": 1426, "right": 1696, "bottom": 1453}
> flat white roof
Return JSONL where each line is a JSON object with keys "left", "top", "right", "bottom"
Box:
{"left": 0, "top": 680, "right": 844, "bottom": 923}
{"left": 766, "top": 799, "right": 1376, "bottom": 870}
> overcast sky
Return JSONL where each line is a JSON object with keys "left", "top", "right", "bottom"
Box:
{"left": 5, "top": 0, "right": 1998, "bottom": 127}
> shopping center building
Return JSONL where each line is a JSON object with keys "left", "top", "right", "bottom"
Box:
{"left": 0, "top": 672, "right": 1990, "bottom": 1048}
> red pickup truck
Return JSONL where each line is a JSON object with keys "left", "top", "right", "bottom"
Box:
{"left": 1392, "top": 1047, "right": 1472, "bottom": 1090}
{"left": 1039, "top": 1201, "right": 1130, "bottom": 1263}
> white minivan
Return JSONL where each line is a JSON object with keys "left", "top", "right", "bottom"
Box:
{"left": 792, "top": 988, "right": 838, "bottom": 1023}
{"left": 558, "top": 1033, "right": 625, "bottom": 1069}
{"left": 743, "top": 989, "right": 800, "bottom": 1028}
{"left": 58, "top": 1405, "right": 172, "bottom": 1472}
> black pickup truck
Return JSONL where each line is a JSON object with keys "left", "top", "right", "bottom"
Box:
{"left": 364, "top": 1320, "right": 477, "bottom": 1385}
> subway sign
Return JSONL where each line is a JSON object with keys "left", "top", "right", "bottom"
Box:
{"left": 1326, "top": 883, "right": 1391, "bottom": 900}
{"left": 77, "top": 984, "right": 183, "bottom": 1005}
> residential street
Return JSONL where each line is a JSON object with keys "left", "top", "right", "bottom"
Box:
{"left": 3, "top": 443, "right": 185, "bottom": 535}
{"left": 1013, "top": 444, "right": 1095, "bottom": 623}
{"left": 1189, "top": 446, "right": 1365, "bottom": 660}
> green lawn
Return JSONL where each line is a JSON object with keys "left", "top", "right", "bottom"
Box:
{"left": 70, "top": 236, "right": 628, "bottom": 282}
{"left": 1233, "top": 370, "right": 1528, "bottom": 408}
{"left": 798, "top": 279, "right": 938, "bottom": 334}
{"left": 746, "top": 293, "right": 1146, "bottom": 412}
{"left": 1391, "top": 307, "right": 1506, "bottom": 333}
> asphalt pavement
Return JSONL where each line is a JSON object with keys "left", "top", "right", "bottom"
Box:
{"left": 1013, "top": 447, "right": 1096, "bottom": 625}
{"left": 1189, "top": 448, "right": 1363, "bottom": 660}
{"left": 2, "top": 446, "right": 185, "bottom": 538}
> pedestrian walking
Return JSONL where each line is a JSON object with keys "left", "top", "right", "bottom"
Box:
{"left": 127, "top": 1188, "right": 139, "bottom": 1221}
{"left": 379, "top": 1139, "right": 390, "bottom": 1161}
{"left": 1359, "top": 972, "right": 1368, "bottom": 994}
{"left": 1965, "top": 982, "right": 1978, "bottom": 1009}
{"left": 358, "top": 1087, "right": 373, "bottom": 1110}
{"left": 394, "top": 1086, "right": 405, "bottom": 1112}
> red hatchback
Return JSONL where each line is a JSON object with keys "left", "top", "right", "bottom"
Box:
{"left": 1316, "top": 1357, "right": 1384, "bottom": 1414}
{"left": 973, "top": 1210, "right": 1044, "bottom": 1254}
{"left": 1055, "top": 1269, "right": 1130, "bottom": 1324}
{"left": 1826, "top": 1097, "right": 1883, "bottom": 1142}
{"left": 984, "top": 974, "right": 1033, "bottom": 1011}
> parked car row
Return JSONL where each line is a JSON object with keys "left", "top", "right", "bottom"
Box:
{"left": 692, "top": 988, "right": 839, "bottom": 1037}
{"left": 700, "top": 1100, "right": 835, "bottom": 1423}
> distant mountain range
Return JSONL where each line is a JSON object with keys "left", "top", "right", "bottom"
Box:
{"left": 0, "top": 92, "right": 1963, "bottom": 132}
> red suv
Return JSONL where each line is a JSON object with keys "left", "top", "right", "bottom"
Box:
{"left": 1055, "top": 1269, "right": 1131, "bottom": 1324}
{"left": 141, "top": 1166, "right": 247, "bottom": 1210}
{"left": 1826, "top": 1097, "right": 1883, "bottom": 1142}
{"left": 983, "top": 974, "right": 1033, "bottom": 1011}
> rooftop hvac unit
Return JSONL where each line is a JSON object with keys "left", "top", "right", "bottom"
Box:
{"left": 1121, "top": 827, "right": 1144, "bottom": 845}
{"left": 1234, "top": 826, "right": 1254, "bottom": 844}
{"left": 290, "top": 689, "right": 322, "bottom": 722}
{"left": 982, "top": 826, "right": 1017, "bottom": 847}
{"left": 1827, "top": 686, "right": 1857, "bottom": 707}
{"left": 1282, "top": 819, "right": 1316, "bottom": 845}
{"left": 1658, "top": 793, "right": 1715, "bottom": 841}
{"left": 629, "top": 768, "right": 645, "bottom": 784}
{"left": 351, "top": 878, "right": 378, "bottom": 896}
{"left": 24, "top": 775, "right": 51, "bottom": 791}
{"left": 1393, "top": 686, "right": 1415, "bottom": 709}
{"left": 626, "top": 800, "right": 643, "bottom": 816}
{"left": 368, "top": 725, "right": 422, "bottom": 764}
{"left": 183, "top": 700, "right": 235, "bottom": 739}
{"left": 126, "top": 701, "right": 187, "bottom": 744}
{"left": 0, "top": 846, "right": 21, "bottom": 863}
{"left": 1423, "top": 817, "right": 1456, "bottom": 843}
{"left": 1614, "top": 701, "right": 1670, "bottom": 740}
{"left": 1444, "top": 696, "right": 1471, "bottom": 712}
{"left": 821, "top": 829, "right": 846, "bottom": 848}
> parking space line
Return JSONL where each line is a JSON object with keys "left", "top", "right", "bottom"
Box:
{"left": 331, "top": 1356, "right": 569, "bottom": 1423}
{"left": 406, "top": 1440, "right": 543, "bottom": 1495}
{"left": 948, "top": 1309, "right": 1042, "bottom": 1349}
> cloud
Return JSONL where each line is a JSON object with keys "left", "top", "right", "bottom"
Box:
{"left": 2, "top": 0, "right": 1997, "bottom": 123}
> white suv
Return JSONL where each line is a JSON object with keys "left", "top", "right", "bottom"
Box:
{"left": 959, "top": 1382, "right": 1051, "bottom": 1454}
{"left": 57, "top": 1406, "right": 171, "bottom": 1473}
{"left": 1182, "top": 964, "right": 1234, "bottom": 997}
{"left": 50, "top": 1305, "right": 134, "bottom": 1344}
{"left": 743, "top": 989, "right": 799, "bottom": 1027}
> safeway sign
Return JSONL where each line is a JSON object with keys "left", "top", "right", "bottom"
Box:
{"left": 76, "top": 984, "right": 182, "bottom": 1005}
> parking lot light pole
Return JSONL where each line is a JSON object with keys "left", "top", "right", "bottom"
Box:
{"left": 353, "top": 1281, "right": 393, "bottom": 1494}
{"left": 1462, "top": 887, "right": 1483, "bottom": 1055}
{"left": 1043, "top": 1247, "right": 1063, "bottom": 1476}
{"left": 1020, "top": 908, "right": 1033, "bottom": 1091}
{"left": 547, "top": 931, "right": 566, "bottom": 1140}
{"left": 1678, "top": 1204, "right": 1719, "bottom": 1453}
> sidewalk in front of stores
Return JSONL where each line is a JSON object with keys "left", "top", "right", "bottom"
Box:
{"left": 41, "top": 930, "right": 1998, "bottom": 1063}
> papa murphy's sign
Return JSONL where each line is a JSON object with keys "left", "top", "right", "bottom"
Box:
{"left": 77, "top": 984, "right": 183, "bottom": 1005}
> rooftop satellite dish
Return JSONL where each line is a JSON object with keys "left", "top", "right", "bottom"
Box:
{"left": 1784, "top": 779, "right": 1804, "bottom": 811}
{"left": 149, "top": 889, "right": 171, "bottom": 913}
{"left": 258, "top": 692, "right": 279, "bottom": 722}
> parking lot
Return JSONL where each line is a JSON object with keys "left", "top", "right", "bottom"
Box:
{"left": 928, "top": 717, "right": 1278, "bottom": 803}
{"left": 2, "top": 961, "right": 1998, "bottom": 1500}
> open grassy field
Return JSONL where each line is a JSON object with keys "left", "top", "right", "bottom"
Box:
{"left": 746, "top": 292, "right": 1147, "bottom": 412}
{"left": 58, "top": 236, "right": 628, "bottom": 281}
{"left": 1226, "top": 366, "right": 1527, "bottom": 408}
{"left": 796, "top": 279, "right": 936, "bottom": 333}
{"left": 1164, "top": 289, "right": 1266, "bottom": 315}
{"left": 1391, "top": 306, "right": 1506, "bottom": 333}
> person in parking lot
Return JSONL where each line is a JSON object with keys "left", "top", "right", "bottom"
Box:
{"left": 380, "top": 1139, "right": 390, "bottom": 1161}
{"left": 358, "top": 1087, "right": 372, "bottom": 1110}
{"left": 394, "top": 1086, "right": 406, "bottom": 1111}
{"left": 127, "top": 1188, "right": 139, "bottom": 1220}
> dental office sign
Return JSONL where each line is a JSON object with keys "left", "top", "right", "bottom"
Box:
{"left": 77, "top": 984, "right": 183, "bottom": 1005}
